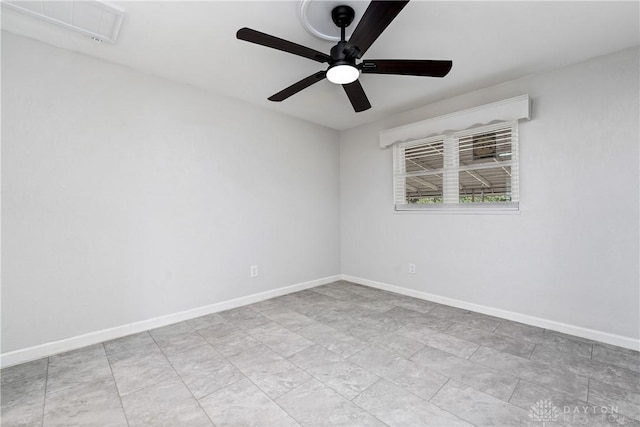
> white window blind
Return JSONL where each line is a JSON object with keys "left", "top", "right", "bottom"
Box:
{"left": 394, "top": 137, "right": 445, "bottom": 204}
{"left": 394, "top": 121, "right": 519, "bottom": 211}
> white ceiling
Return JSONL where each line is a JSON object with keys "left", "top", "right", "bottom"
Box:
{"left": 2, "top": 1, "right": 639, "bottom": 130}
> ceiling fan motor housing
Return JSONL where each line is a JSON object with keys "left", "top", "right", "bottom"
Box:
{"left": 330, "top": 41, "right": 356, "bottom": 67}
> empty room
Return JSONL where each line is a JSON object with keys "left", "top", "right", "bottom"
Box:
{"left": 2, "top": 0, "right": 639, "bottom": 426}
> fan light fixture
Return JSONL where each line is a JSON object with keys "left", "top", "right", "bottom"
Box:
{"left": 236, "top": 2, "right": 453, "bottom": 113}
{"left": 327, "top": 64, "right": 359, "bottom": 84}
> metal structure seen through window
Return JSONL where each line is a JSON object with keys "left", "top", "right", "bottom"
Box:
{"left": 393, "top": 121, "right": 519, "bottom": 210}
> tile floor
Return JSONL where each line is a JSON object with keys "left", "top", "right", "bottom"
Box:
{"left": 2, "top": 281, "right": 639, "bottom": 426}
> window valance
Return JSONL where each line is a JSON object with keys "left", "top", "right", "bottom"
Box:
{"left": 379, "top": 95, "right": 531, "bottom": 149}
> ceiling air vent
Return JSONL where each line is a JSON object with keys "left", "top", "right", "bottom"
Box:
{"left": 2, "top": 1, "right": 125, "bottom": 43}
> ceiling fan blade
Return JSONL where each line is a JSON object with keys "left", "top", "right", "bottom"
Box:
{"left": 345, "top": 1, "right": 409, "bottom": 59}
{"left": 342, "top": 80, "right": 371, "bottom": 112}
{"left": 237, "top": 28, "right": 331, "bottom": 63}
{"left": 360, "top": 59, "right": 453, "bottom": 77}
{"left": 268, "top": 71, "right": 327, "bottom": 102}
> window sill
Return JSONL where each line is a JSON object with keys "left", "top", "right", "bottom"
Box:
{"left": 394, "top": 202, "right": 520, "bottom": 215}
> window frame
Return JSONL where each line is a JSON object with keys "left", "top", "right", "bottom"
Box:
{"left": 393, "top": 121, "right": 519, "bottom": 214}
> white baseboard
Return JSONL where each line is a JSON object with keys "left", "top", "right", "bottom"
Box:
{"left": 341, "top": 274, "right": 640, "bottom": 351}
{"left": 0, "top": 275, "right": 340, "bottom": 368}
{"left": 3, "top": 273, "right": 637, "bottom": 368}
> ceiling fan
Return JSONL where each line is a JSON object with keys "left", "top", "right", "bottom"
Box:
{"left": 236, "top": 0, "right": 452, "bottom": 113}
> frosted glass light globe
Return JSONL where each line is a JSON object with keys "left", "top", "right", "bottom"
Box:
{"left": 326, "top": 64, "right": 359, "bottom": 84}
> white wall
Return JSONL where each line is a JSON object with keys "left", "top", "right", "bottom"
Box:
{"left": 3, "top": 30, "right": 638, "bottom": 358}
{"left": 340, "top": 48, "right": 640, "bottom": 341}
{"left": 1, "top": 32, "right": 340, "bottom": 354}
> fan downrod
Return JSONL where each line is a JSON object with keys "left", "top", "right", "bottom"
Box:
{"left": 330, "top": 5, "right": 357, "bottom": 59}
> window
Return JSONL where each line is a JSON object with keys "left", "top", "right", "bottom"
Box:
{"left": 393, "top": 121, "right": 519, "bottom": 211}
{"left": 383, "top": 95, "right": 529, "bottom": 211}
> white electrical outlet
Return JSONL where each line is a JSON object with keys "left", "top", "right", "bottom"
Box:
{"left": 250, "top": 265, "right": 258, "bottom": 278}
{"left": 409, "top": 263, "right": 416, "bottom": 274}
